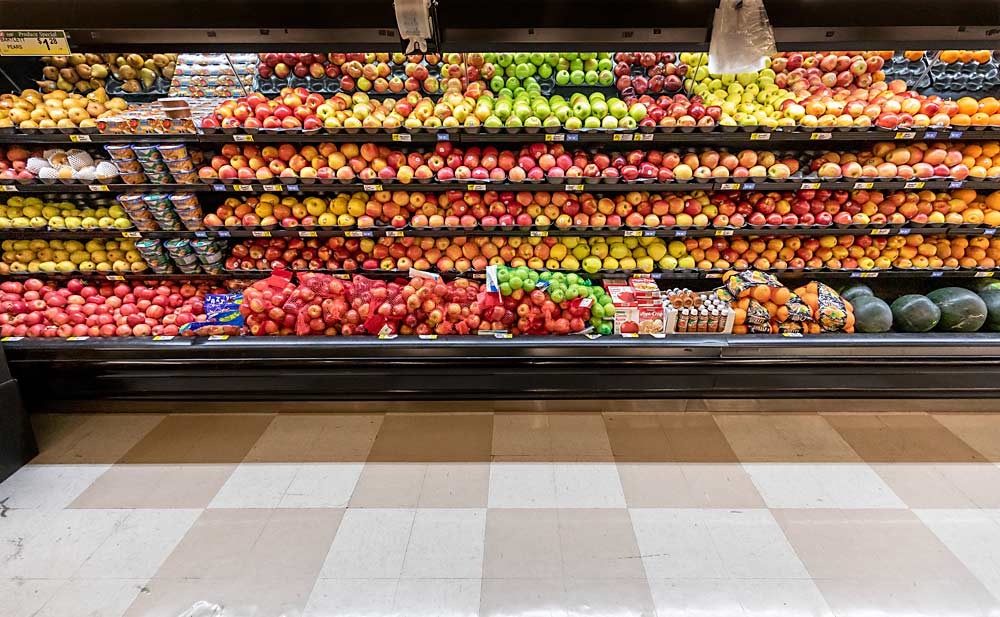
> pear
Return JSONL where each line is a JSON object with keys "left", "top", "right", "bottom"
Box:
{"left": 58, "top": 67, "right": 79, "bottom": 83}
{"left": 42, "top": 66, "right": 58, "bottom": 80}
{"left": 161, "top": 63, "right": 175, "bottom": 79}
{"left": 74, "top": 64, "right": 92, "bottom": 80}
{"left": 151, "top": 53, "right": 169, "bottom": 68}
{"left": 107, "top": 97, "right": 127, "bottom": 111}
{"left": 55, "top": 77, "right": 74, "bottom": 92}
{"left": 84, "top": 53, "right": 102, "bottom": 65}
{"left": 50, "top": 56, "right": 68, "bottom": 68}
{"left": 140, "top": 68, "right": 157, "bottom": 89}
{"left": 84, "top": 101, "right": 105, "bottom": 117}
{"left": 143, "top": 58, "right": 157, "bottom": 72}
{"left": 35, "top": 80, "right": 56, "bottom": 93}
{"left": 118, "top": 65, "right": 137, "bottom": 80}
{"left": 68, "top": 53, "right": 86, "bottom": 65}
{"left": 73, "top": 80, "right": 90, "bottom": 93}
{"left": 125, "top": 53, "right": 143, "bottom": 69}
{"left": 90, "top": 64, "right": 108, "bottom": 79}
{"left": 87, "top": 86, "right": 109, "bottom": 103}
{"left": 120, "top": 80, "right": 140, "bottom": 93}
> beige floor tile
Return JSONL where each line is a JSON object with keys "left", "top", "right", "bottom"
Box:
{"left": 34, "top": 579, "right": 146, "bottom": 617}
{"left": 492, "top": 414, "right": 553, "bottom": 457}
{"left": 872, "top": 463, "right": 1000, "bottom": 509}
{"left": 774, "top": 508, "right": 980, "bottom": 581}
{"left": 492, "top": 413, "right": 612, "bottom": 461}
{"left": 392, "top": 578, "right": 481, "bottom": 616}
{"left": 562, "top": 578, "right": 656, "bottom": 616}
{"left": 367, "top": 413, "right": 493, "bottom": 463}
{"left": 484, "top": 509, "right": 563, "bottom": 579}
{"left": 155, "top": 508, "right": 342, "bottom": 581}
{"left": 30, "top": 413, "right": 89, "bottom": 454}
{"left": 604, "top": 413, "right": 739, "bottom": 463}
{"left": 303, "top": 578, "right": 398, "bottom": 617}
{"left": 547, "top": 414, "right": 613, "bottom": 458}
{"left": 825, "top": 413, "right": 988, "bottom": 463}
{"left": 715, "top": 414, "right": 862, "bottom": 463}
{"left": 349, "top": 462, "right": 426, "bottom": 508}
{"left": 244, "top": 413, "right": 383, "bottom": 463}
{"left": 603, "top": 413, "right": 671, "bottom": 462}
{"left": 318, "top": 508, "right": 415, "bottom": 579}
{"left": 480, "top": 578, "right": 657, "bottom": 617}
{"left": 933, "top": 413, "right": 1000, "bottom": 461}
{"left": 124, "top": 577, "right": 314, "bottom": 617}
{"left": 32, "top": 414, "right": 164, "bottom": 465}
{"left": 480, "top": 578, "right": 568, "bottom": 617}
{"left": 69, "top": 464, "right": 235, "bottom": 509}
{"left": 618, "top": 462, "right": 764, "bottom": 508}
{"left": 117, "top": 414, "right": 275, "bottom": 464}
{"left": 557, "top": 509, "right": 646, "bottom": 579}
{"left": 814, "top": 577, "right": 1000, "bottom": 617}
{"left": 418, "top": 463, "right": 490, "bottom": 508}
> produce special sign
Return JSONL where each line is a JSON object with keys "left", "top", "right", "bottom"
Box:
{"left": 0, "top": 31, "right": 70, "bottom": 56}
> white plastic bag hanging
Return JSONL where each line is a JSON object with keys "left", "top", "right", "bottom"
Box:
{"left": 708, "top": 0, "right": 776, "bottom": 75}
{"left": 394, "top": 0, "right": 434, "bottom": 53}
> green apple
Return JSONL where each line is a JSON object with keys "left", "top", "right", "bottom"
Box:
{"left": 608, "top": 99, "right": 628, "bottom": 119}
{"left": 589, "top": 91, "right": 605, "bottom": 102}
{"left": 563, "top": 52, "right": 579, "bottom": 62}
{"left": 590, "top": 100, "right": 608, "bottom": 118}
{"left": 506, "top": 115, "right": 523, "bottom": 128}
{"left": 583, "top": 58, "right": 598, "bottom": 72}
{"left": 619, "top": 116, "right": 637, "bottom": 129}
{"left": 555, "top": 70, "right": 570, "bottom": 86}
{"left": 584, "top": 71, "right": 598, "bottom": 85}
{"left": 514, "top": 63, "right": 533, "bottom": 80}
{"left": 572, "top": 98, "right": 591, "bottom": 119}
{"left": 497, "top": 53, "right": 513, "bottom": 67}
{"left": 538, "top": 64, "right": 553, "bottom": 79}
{"left": 565, "top": 116, "right": 583, "bottom": 130}
{"left": 524, "top": 116, "right": 542, "bottom": 128}
{"left": 543, "top": 115, "right": 561, "bottom": 129}
{"left": 529, "top": 52, "right": 544, "bottom": 66}
{"left": 569, "top": 58, "right": 583, "bottom": 72}
{"left": 513, "top": 52, "right": 530, "bottom": 64}
{"left": 532, "top": 101, "right": 551, "bottom": 118}
{"left": 601, "top": 115, "right": 618, "bottom": 129}
{"left": 490, "top": 76, "right": 505, "bottom": 91}
{"left": 583, "top": 116, "right": 600, "bottom": 129}
{"left": 544, "top": 52, "right": 559, "bottom": 66}
{"left": 570, "top": 70, "right": 585, "bottom": 85}
{"left": 505, "top": 76, "right": 519, "bottom": 90}
{"left": 597, "top": 58, "right": 613, "bottom": 72}
{"left": 597, "top": 70, "right": 614, "bottom": 86}
{"left": 557, "top": 58, "right": 570, "bottom": 71}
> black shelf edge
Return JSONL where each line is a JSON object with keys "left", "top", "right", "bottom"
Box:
{"left": 8, "top": 333, "right": 1000, "bottom": 401}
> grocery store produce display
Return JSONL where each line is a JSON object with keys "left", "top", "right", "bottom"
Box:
{"left": 5, "top": 47, "right": 1000, "bottom": 343}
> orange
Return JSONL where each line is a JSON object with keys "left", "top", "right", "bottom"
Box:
{"left": 940, "top": 50, "right": 959, "bottom": 63}
{"left": 972, "top": 112, "right": 991, "bottom": 126}
{"left": 952, "top": 114, "right": 972, "bottom": 126}
{"left": 974, "top": 50, "right": 992, "bottom": 63}
{"left": 772, "top": 287, "right": 791, "bottom": 306}
{"left": 959, "top": 50, "right": 974, "bottom": 63}
{"left": 904, "top": 50, "right": 924, "bottom": 61}
{"left": 776, "top": 306, "right": 790, "bottom": 322}
{"left": 982, "top": 142, "right": 1000, "bottom": 157}
{"left": 979, "top": 97, "right": 999, "bottom": 115}
{"left": 963, "top": 143, "right": 983, "bottom": 158}
{"left": 957, "top": 97, "right": 980, "bottom": 115}
{"left": 734, "top": 308, "right": 747, "bottom": 325}
{"left": 732, "top": 325, "right": 748, "bottom": 335}
{"left": 751, "top": 285, "right": 772, "bottom": 303}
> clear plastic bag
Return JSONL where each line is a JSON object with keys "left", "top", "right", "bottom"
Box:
{"left": 708, "top": 0, "right": 776, "bottom": 75}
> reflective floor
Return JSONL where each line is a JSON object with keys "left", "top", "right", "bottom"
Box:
{"left": 5, "top": 409, "right": 1000, "bottom": 616}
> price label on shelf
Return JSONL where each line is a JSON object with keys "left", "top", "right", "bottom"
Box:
{"left": 674, "top": 229, "right": 687, "bottom": 237}
{"left": 985, "top": 228, "right": 997, "bottom": 236}
{"left": 714, "top": 229, "right": 734, "bottom": 236}
{"left": 530, "top": 230, "right": 548, "bottom": 237}
{"left": 378, "top": 333, "right": 398, "bottom": 339}
{"left": 565, "top": 134, "right": 579, "bottom": 141}
{"left": 931, "top": 271, "right": 944, "bottom": 277}
{"left": 391, "top": 133, "right": 412, "bottom": 142}
{"left": 564, "top": 184, "right": 584, "bottom": 192}
{"left": 904, "top": 181, "right": 925, "bottom": 189}
{"left": 781, "top": 332, "right": 803, "bottom": 338}
{"left": 298, "top": 230, "right": 318, "bottom": 237}
{"left": 494, "top": 332, "right": 513, "bottom": 339}
{"left": 1, "top": 336, "right": 24, "bottom": 341}
{"left": 121, "top": 231, "right": 142, "bottom": 238}
{"left": 546, "top": 134, "right": 566, "bottom": 142}
{"left": 0, "top": 30, "right": 70, "bottom": 55}
{"left": 418, "top": 334, "right": 438, "bottom": 340}
{"left": 233, "top": 184, "right": 254, "bottom": 192}
{"left": 68, "top": 134, "right": 92, "bottom": 143}
{"left": 894, "top": 131, "right": 916, "bottom": 139}
{"left": 621, "top": 333, "right": 639, "bottom": 338}
{"left": 384, "top": 230, "right": 405, "bottom": 237}
{"left": 719, "top": 183, "right": 740, "bottom": 190}
{"left": 899, "top": 228, "right": 911, "bottom": 235}
{"left": 65, "top": 336, "right": 90, "bottom": 341}
{"left": 623, "top": 230, "right": 648, "bottom": 237}
{"left": 105, "top": 275, "right": 125, "bottom": 281}
{"left": 924, "top": 131, "right": 938, "bottom": 139}
{"left": 345, "top": 230, "right": 373, "bottom": 238}
{"left": 950, "top": 181, "right": 965, "bottom": 189}
{"left": 0, "top": 185, "right": 17, "bottom": 192}
{"left": 743, "top": 183, "right": 756, "bottom": 190}
{"left": 853, "top": 182, "right": 874, "bottom": 189}
{"left": 88, "top": 184, "right": 110, "bottom": 192}
{"left": 152, "top": 335, "right": 175, "bottom": 341}
{"left": 850, "top": 272, "right": 879, "bottom": 278}
{"left": 287, "top": 184, "right": 299, "bottom": 191}
{"left": 251, "top": 230, "right": 271, "bottom": 237}
{"left": 809, "top": 132, "right": 832, "bottom": 140}
{"left": 208, "top": 334, "right": 230, "bottom": 340}
{"left": 217, "top": 230, "right": 231, "bottom": 237}
{"left": 233, "top": 134, "right": 254, "bottom": 142}
{"left": 633, "top": 133, "right": 653, "bottom": 141}
{"left": 800, "top": 182, "right": 821, "bottom": 190}
{"left": 436, "top": 133, "right": 450, "bottom": 141}
{"left": 467, "top": 184, "right": 487, "bottom": 191}
{"left": 705, "top": 272, "right": 723, "bottom": 279}
{"left": 194, "top": 231, "right": 208, "bottom": 238}
{"left": 261, "top": 184, "right": 284, "bottom": 192}
{"left": 212, "top": 184, "right": 226, "bottom": 191}
{"left": 749, "top": 132, "right": 771, "bottom": 141}
{"left": 584, "top": 333, "right": 602, "bottom": 340}
{"left": 975, "top": 271, "right": 995, "bottom": 278}
{"left": 362, "top": 184, "right": 382, "bottom": 192}
{"left": 870, "top": 229, "right": 891, "bottom": 235}
{"left": 949, "top": 131, "right": 964, "bottom": 139}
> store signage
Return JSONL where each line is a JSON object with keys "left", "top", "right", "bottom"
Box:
{"left": 0, "top": 31, "right": 70, "bottom": 55}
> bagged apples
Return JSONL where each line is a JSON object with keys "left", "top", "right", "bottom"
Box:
{"left": 481, "top": 266, "right": 614, "bottom": 335}
{"left": 240, "top": 269, "right": 297, "bottom": 335}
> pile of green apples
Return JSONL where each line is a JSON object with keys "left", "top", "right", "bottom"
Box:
{"left": 479, "top": 90, "right": 648, "bottom": 131}
{"left": 680, "top": 53, "right": 799, "bottom": 129}
{"left": 483, "top": 52, "right": 616, "bottom": 92}
{"left": 0, "top": 197, "right": 133, "bottom": 231}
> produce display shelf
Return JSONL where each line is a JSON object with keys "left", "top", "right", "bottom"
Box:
{"left": 2, "top": 267, "right": 996, "bottom": 283}
{"left": 0, "top": 127, "right": 997, "bottom": 146}
{"left": 0, "top": 224, "right": 967, "bottom": 240}
{"left": 4, "top": 178, "right": 994, "bottom": 194}
{"left": 8, "top": 333, "right": 1000, "bottom": 401}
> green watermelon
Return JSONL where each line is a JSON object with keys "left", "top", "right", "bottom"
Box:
{"left": 840, "top": 284, "right": 874, "bottom": 303}
{"left": 853, "top": 296, "right": 893, "bottom": 333}
{"left": 978, "top": 288, "right": 1000, "bottom": 332}
{"left": 927, "top": 287, "right": 988, "bottom": 332}
{"left": 968, "top": 278, "right": 1000, "bottom": 293}
{"left": 890, "top": 294, "right": 940, "bottom": 332}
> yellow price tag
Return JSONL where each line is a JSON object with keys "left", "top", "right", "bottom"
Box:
{"left": 0, "top": 30, "right": 70, "bottom": 55}
{"left": 68, "top": 134, "right": 92, "bottom": 142}
{"left": 233, "top": 134, "right": 254, "bottom": 142}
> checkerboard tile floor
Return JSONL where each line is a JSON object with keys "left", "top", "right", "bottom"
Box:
{"left": 5, "top": 410, "right": 1000, "bottom": 616}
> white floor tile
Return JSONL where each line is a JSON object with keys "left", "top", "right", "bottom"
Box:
{"left": 401, "top": 509, "right": 486, "bottom": 579}
{"left": 319, "top": 509, "right": 416, "bottom": 579}
{"left": 488, "top": 462, "right": 557, "bottom": 508}
{"left": 393, "top": 579, "right": 481, "bottom": 617}
{"left": 554, "top": 463, "right": 626, "bottom": 508}
{"left": 75, "top": 509, "right": 202, "bottom": 579}
{"left": 279, "top": 463, "right": 365, "bottom": 508}
{"left": 916, "top": 509, "right": 1000, "bottom": 601}
{"left": 303, "top": 578, "right": 398, "bottom": 617}
{"left": 0, "top": 509, "right": 130, "bottom": 578}
{"left": 736, "top": 579, "right": 833, "bottom": 616}
{"left": 207, "top": 463, "right": 298, "bottom": 509}
{"left": 704, "top": 509, "right": 810, "bottom": 579}
{"left": 0, "top": 578, "right": 65, "bottom": 617}
{"left": 742, "top": 463, "right": 905, "bottom": 509}
{"left": 0, "top": 464, "right": 109, "bottom": 510}
{"left": 34, "top": 579, "right": 146, "bottom": 617}
{"left": 647, "top": 578, "right": 743, "bottom": 617}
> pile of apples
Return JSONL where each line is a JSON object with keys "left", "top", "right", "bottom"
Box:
{"left": 257, "top": 52, "right": 448, "bottom": 95}
{"left": 0, "top": 87, "right": 128, "bottom": 132}
{"left": 811, "top": 141, "right": 1000, "bottom": 180}
{"left": 0, "top": 238, "right": 147, "bottom": 275}
{"left": 0, "top": 278, "right": 223, "bottom": 338}
{"left": 0, "top": 146, "right": 36, "bottom": 184}
{"left": 0, "top": 196, "right": 132, "bottom": 231}
{"left": 770, "top": 51, "right": 887, "bottom": 92}
{"left": 613, "top": 52, "right": 688, "bottom": 95}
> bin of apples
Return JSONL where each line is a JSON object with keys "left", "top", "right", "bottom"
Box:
{"left": 0, "top": 278, "right": 225, "bottom": 338}
{"left": 811, "top": 141, "right": 1000, "bottom": 180}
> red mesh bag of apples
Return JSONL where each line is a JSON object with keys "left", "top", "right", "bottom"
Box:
{"left": 240, "top": 269, "right": 297, "bottom": 336}
{"left": 284, "top": 272, "right": 354, "bottom": 336}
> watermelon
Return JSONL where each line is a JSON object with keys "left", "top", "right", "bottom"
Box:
{"left": 968, "top": 278, "right": 1000, "bottom": 293}
{"left": 890, "top": 294, "right": 940, "bottom": 332}
{"left": 853, "top": 296, "right": 893, "bottom": 333}
{"left": 840, "top": 284, "right": 874, "bottom": 303}
{"left": 927, "top": 287, "right": 988, "bottom": 332}
{"left": 978, "top": 288, "right": 1000, "bottom": 332}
